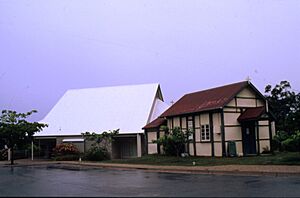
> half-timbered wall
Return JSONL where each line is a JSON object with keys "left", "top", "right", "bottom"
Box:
{"left": 223, "top": 86, "right": 273, "bottom": 155}
{"left": 165, "top": 112, "right": 223, "bottom": 157}
{"left": 146, "top": 86, "right": 275, "bottom": 157}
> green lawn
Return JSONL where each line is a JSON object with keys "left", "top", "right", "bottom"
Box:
{"left": 104, "top": 152, "right": 300, "bottom": 166}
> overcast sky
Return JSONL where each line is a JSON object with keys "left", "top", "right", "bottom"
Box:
{"left": 1, "top": 0, "right": 299, "bottom": 121}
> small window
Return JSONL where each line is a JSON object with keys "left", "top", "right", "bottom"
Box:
{"left": 201, "top": 124, "right": 210, "bottom": 141}
{"left": 187, "top": 117, "right": 194, "bottom": 140}
{"left": 187, "top": 120, "right": 193, "bottom": 130}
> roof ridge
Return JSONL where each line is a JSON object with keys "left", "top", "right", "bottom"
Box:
{"left": 184, "top": 81, "right": 248, "bottom": 96}
{"left": 161, "top": 80, "right": 251, "bottom": 117}
{"left": 67, "top": 82, "right": 160, "bottom": 92}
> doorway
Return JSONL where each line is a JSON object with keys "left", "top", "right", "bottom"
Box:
{"left": 242, "top": 122, "right": 256, "bottom": 155}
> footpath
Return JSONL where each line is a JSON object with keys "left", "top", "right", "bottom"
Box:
{"left": 1, "top": 159, "right": 300, "bottom": 177}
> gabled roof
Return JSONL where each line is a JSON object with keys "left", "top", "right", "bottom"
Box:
{"left": 148, "top": 99, "right": 170, "bottom": 123}
{"left": 36, "top": 83, "right": 169, "bottom": 136}
{"left": 237, "top": 107, "right": 265, "bottom": 122}
{"left": 143, "top": 117, "right": 167, "bottom": 130}
{"left": 161, "top": 81, "right": 263, "bottom": 117}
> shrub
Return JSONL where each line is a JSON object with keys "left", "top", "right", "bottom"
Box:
{"left": 0, "top": 149, "right": 8, "bottom": 161}
{"left": 26, "top": 144, "right": 40, "bottom": 154}
{"left": 83, "top": 146, "right": 110, "bottom": 161}
{"left": 154, "top": 127, "right": 192, "bottom": 157}
{"left": 282, "top": 131, "right": 300, "bottom": 152}
{"left": 52, "top": 143, "right": 80, "bottom": 160}
{"left": 53, "top": 154, "right": 80, "bottom": 161}
{"left": 272, "top": 131, "right": 289, "bottom": 151}
{"left": 156, "top": 135, "right": 177, "bottom": 156}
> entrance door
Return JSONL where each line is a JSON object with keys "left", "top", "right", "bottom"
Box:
{"left": 242, "top": 122, "right": 256, "bottom": 155}
{"left": 120, "top": 138, "right": 137, "bottom": 159}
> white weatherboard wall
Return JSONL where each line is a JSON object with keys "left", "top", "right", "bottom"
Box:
{"left": 36, "top": 83, "right": 167, "bottom": 137}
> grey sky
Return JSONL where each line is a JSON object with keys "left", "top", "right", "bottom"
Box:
{"left": 1, "top": 0, "right": 300, "bottom": 121}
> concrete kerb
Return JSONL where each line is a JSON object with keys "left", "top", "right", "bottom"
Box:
{"left": 1, "top": 159, "right": 300, "bottom": 177}
{"left": 55, "top": 161, "right": 300, "bottom": 177}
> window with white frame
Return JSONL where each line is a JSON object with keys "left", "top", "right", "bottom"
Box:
{"left": 187, "top": 117, "right": 194, "bottom": 140}
{"left": 201, "top": 124, "right": 210, "bottom": 141}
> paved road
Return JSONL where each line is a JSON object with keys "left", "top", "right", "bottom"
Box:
{"left": 0, "top": 166, "right": 300, "bottom": 197}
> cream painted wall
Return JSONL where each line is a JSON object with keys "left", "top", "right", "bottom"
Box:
{"left": 226, "top": 99, "right": 236, "bottom": 107}
{"left": 213, "top": 113, "right": 221, "bottom": 128}
{"left": 237, "top": 98, "right": 257, "bottom": 107}
{"left": 260, "top": 140, "right": 271, "bottom": 153}
{"left": 147, "top": 131, "right": 158, "bottom": 154}
{"left": 213, "top": 113, "right": 222, "bottom": 141}
{"left": 195, "top": 115, "right": 200, "bottom": 127}
{"left": 259, "top": 120, "right": 269, "bottom": 125}
{"left": 148, "top": 143, "right": 157, "bottom": 154}
{"left": 258, "top": 126, "right": 270, "bottom": 139}
{"left": 236, "top": 87, "right": 264, "bottom": 107}
{"left": 235, "top": 141, "right": 243, "bottom": 156}
{"left": 257, "top": 99, "right": 265, "bottom": 106}
{"left": 224, "top": 112, "right": 240, "bottom": 125}
{"left": 195, "top": 128, "right": 201, "bottom": 142}
{"left": 196, "top": 143, "right": 211, "bottom": 156}
{"left": 225, "top": 126, "right": 242, "bottom": 141}
{"left": 173, "top": 117, "right": 180, "bottom": 127}
{"left": 181, "top": 117, "right": 186, "bottom": 128}
{"left": 214, "top": 142, "right": 222, "bottom": 157}
{"left": 238, "top": 87, "right": 256, "bottom": 97}
{"left": 147, "top": 132, "right": 157, "bottom": 142}
{"left": 214, "top": 132, "right": 222, "bottom": 142}
{"left": 200, "top": 113, "right": 209, "bottom": 125}
{"left": 189, "top": 144, "right": 194, "bottom": 156}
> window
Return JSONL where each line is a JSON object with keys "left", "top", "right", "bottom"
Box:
{"left": 201, "top": 124, "right": 210, "bottom": 141}
{"left": 187, "top": 116, "right": 194, "bottom": 140}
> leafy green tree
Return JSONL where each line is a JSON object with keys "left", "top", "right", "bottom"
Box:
{"left": 82, "top": 129, "right": 119, "bottom": 160}
{"left": 154, "top": 127, "right": 193, "bottom": 157}
{"left": 82, "top": 129, "right": 119, "bottom": 148}
{"left": 282, "top": 131, "right": 300, "bottom": 152}
{"left": 265, "top": 80, "right": 300, "bottom": 134}
{"left": 0, "top": 110, "right": 48, "bottom": 164}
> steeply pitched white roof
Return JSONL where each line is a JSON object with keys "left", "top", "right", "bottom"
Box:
{"left": 149, "top": 98, "right": 170, "bottom": 122}
{"left": 36, "top": 83, "right": 169, "bottom": 136}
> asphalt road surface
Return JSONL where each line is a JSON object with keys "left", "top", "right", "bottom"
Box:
{"left": 0, "top": 166, "right": 299, "bottom": 197}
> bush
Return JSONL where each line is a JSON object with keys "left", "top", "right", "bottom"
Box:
{"left": 83, "top": 146, "right": 110, "bottom": 161}
{"left": 156, "top": 135, "right": 180, "bottom": 156}
{"left": 52, "top": 143, "right": 80, "bottom": 160}
{"left": 53, "top": 154, "right": 80, "bottom": 161}
{"left": 282, "top": 131, "right": 300, "bottom": 152}
{"left": 272, "top": 131, "right": 289, "bottom": 151}
{"left": 26, "top": 144, "right": 40, "bottom": 154}
{"left": 154, "top": 127, "right": 192, "bottom": 157}
{"left": 0, "top": 149, "right": 8, "bottom": 161}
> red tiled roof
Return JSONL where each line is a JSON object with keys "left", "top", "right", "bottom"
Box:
{"left": 161, "top": 81, "right": 249, "bottom": 117}
{"left": 237, "top": 107, "right": 265, "bottom": 122}
{"left": 143, "top": 117, "right": 166, "bottom": 129}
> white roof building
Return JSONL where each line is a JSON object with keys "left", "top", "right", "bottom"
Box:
{"left": 36, "top": 83, "right": 169, "bottom": 137}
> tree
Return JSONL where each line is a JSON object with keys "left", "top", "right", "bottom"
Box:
{"left": 265, "top": 80, "right": 300, "bottom": 134}
{"left": 81, "top": 129, "right": 119, "bottom": 160}
{"left": 0, "top": 110, "right": 48, "bottom": 165}
{"left": 154, "top": 127, "right": 193, "bottom": 157}
{"left": 82, "top": 129, "right": 119, "bottom": 149}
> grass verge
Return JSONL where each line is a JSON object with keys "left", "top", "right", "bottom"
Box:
{"left": 103, "top": 152, "right": 300, "bottom": 166}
